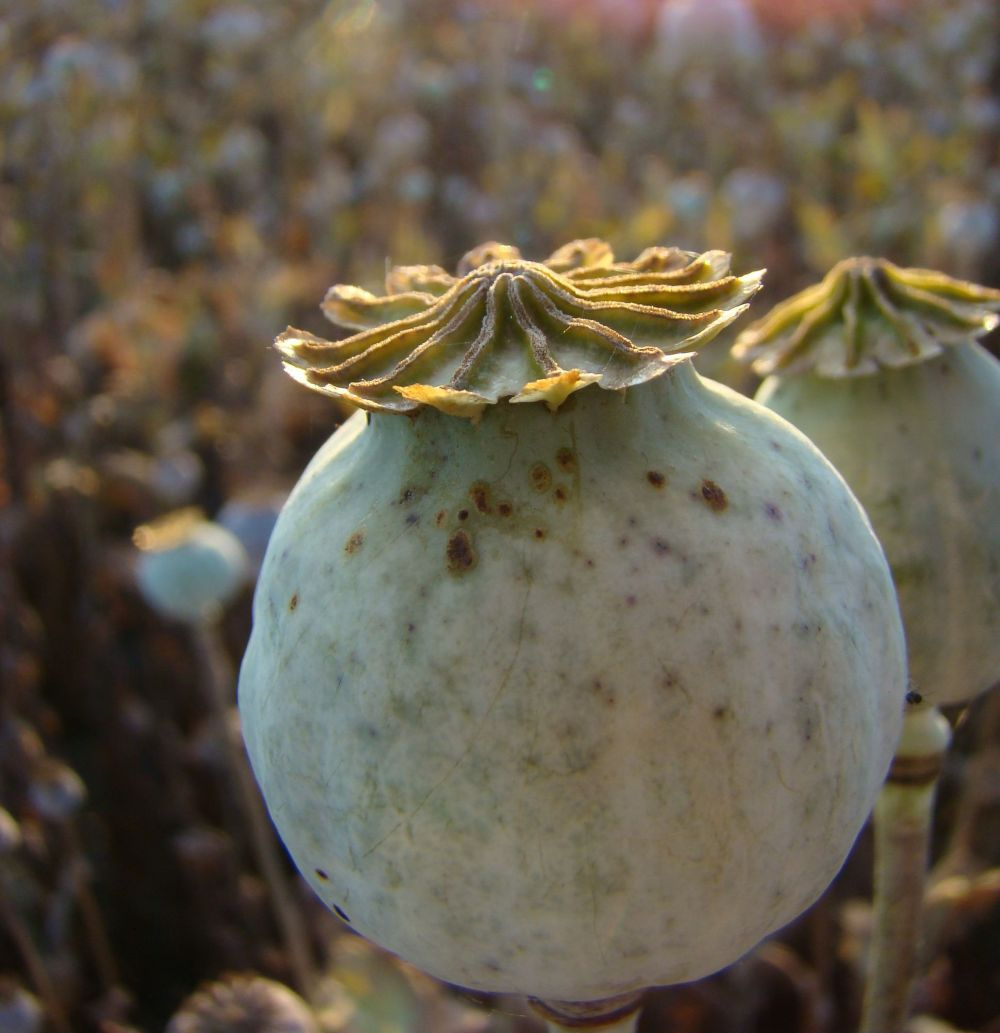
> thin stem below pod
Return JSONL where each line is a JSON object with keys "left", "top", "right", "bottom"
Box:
{"left": 191, "top": 620, "right": 318, "bottom": 997}
{"left": 530, "top": 991, "right": 643, "bottom": 1033}
{"left": 859, "top": 704, "right": 951, "bottom": 1033}
{"left": 544, "top": 1016, "right": 638, "bottom": 1033}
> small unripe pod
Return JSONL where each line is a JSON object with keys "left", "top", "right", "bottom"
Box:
{"left": 134, "top": 509, "right": 249, "bottom": 623}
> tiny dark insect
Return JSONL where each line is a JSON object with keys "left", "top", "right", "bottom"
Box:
{"left": 905, "top": 690, "right": 923, "bottom": 705}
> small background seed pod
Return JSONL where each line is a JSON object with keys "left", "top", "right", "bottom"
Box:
{"left": 134, "top": 509, "right": 250, "bottom": 625}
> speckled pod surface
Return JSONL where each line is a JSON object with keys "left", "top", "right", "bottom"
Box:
{"left": 737, "top": 258, "right": 1000, "bottom": 705}
{"left": 239, "top": 242, "right": 906, "bottom": 1001}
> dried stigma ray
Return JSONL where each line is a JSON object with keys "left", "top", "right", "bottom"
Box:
{"left": 277, "top": 239, "right": 763, "bottom": 419}
{"left": 732, "top": 256, "right": 1000, "bottom": 379}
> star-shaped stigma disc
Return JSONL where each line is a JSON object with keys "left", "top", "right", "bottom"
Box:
{"left": 277, "top": 238, "right": 763, "bottom": 419}
{"left": 733, "top": 257, "right": 1000, "bottom": 379}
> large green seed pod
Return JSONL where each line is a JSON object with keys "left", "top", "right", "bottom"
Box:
{"left": 733, "top": 258, "right": 1000, "bottom": 706}
{"left": 239, "top": 241, "right": 905, "bottom": 1003}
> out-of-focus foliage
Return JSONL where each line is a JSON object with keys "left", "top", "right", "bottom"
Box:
{"left": 1, "top": 0, "right": 999, "bottom": 1030}
{"left": 3, "top": 0, "right": 999, "bottom": 330}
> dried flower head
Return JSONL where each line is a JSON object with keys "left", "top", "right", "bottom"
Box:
{"left": 732, "top": 256, "right": 1000, "bottom": 378}
{"left": 166, "top": 975, "right": 318, "bottom": 1033}
{"left": 277, "top": 238, "right": 762, "bottom": 419}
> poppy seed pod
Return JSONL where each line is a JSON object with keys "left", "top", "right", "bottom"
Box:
{"left": 134, "top": 509, "right": 250, "bottom": 623}
{"left": 239, "top": 240, "right": 906, "bottom": 1003}
{"left": 733, "top": 257, "right": 1000, "bottom": 705}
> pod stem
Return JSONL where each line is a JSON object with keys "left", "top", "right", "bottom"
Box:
{"left": 191, "top": 620, "right": 318, "bottom": 997}
{"left": 859, "top": 704, "right": 951, "bottom": 1033}
{"left": 543, "top": 1016, "right": 638, "bottom": 1033}
{"left": 530, "top": 991, "right": 643, "bottom": 1033}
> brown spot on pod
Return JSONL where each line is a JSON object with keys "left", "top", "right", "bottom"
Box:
{"left": 470, "top": 481, "right": 492, "bottom": 514}
{"left": 458, "top": 509, "right": 470, "bottom": 521}
{"left": 530, "top": 463, "right": 552, "bottom": 492}
{"left": 497, "top": 500, "right": 514, "bottom": 517}
{"left": 556, "top": 447, "right": 576, "bottom": 473}
{"left": 315, "top": 868, "right": 329, "bottom": 880}
{"left": 651, "top": 538, "right": 671, "bottom": 556}
{"left": 647, "top": 470, "right": 666, "bottom": 488}
{"left": 288, "top": 593, "right": 298, "bottom": 612}
{"left": 699, "top": 480, "right": 727, "bottom": 512}
{"left": 446, "top": 530, "right": 477, "bottom": 572}
{"left": 553, "top": 485, "right": 569, "bottom": 504}
{"left": 345, "top": 531, "right": 365, "bottom": 554}
{"left": 435, "top": 510, "right": 447, "bottom": 527}
{"left": 764, "top": 502, "right": 782, "bottom": 522}
{"left": 533, "top": 528, "right": 547, "bottom": 540}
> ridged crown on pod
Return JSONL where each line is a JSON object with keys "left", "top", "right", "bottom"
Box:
{"left": 166, "top": 975, "right": 317, "bottom": 1033}
{"left": 731, "top": 257, "right": 1000, "bottom": 378}
{"left": 276, "top": 238, "right": 763, "bottom": 420}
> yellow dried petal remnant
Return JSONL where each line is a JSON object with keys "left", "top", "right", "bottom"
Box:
{"left": 733, "top": 256, "right": 1000, "bottom": 378}
{"left": 276, "top": 239, "right": 763, "bottom": 416}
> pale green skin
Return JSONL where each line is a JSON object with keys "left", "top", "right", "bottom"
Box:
{"left": 757, "top": 341, "right": 1000, "bottom": 706}
{"left": 239, "top": 360, "right": 905, "bottom": 1000}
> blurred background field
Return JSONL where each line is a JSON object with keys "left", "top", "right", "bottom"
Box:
{"left": 1, "top": 0, "right": 999, "bottom": 1030}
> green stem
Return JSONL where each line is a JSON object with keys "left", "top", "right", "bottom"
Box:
{"left": 192, "top": 621, "right": 318, "bottom": 997}
{"left": 530, "top": 992, "right": 643, "bottom": 1033}
{"left": 859, "top": 704, "right": 951, "bottom": 1033}
{"left": 543, "top": 1015, "right": 638, "bottom": 1033}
